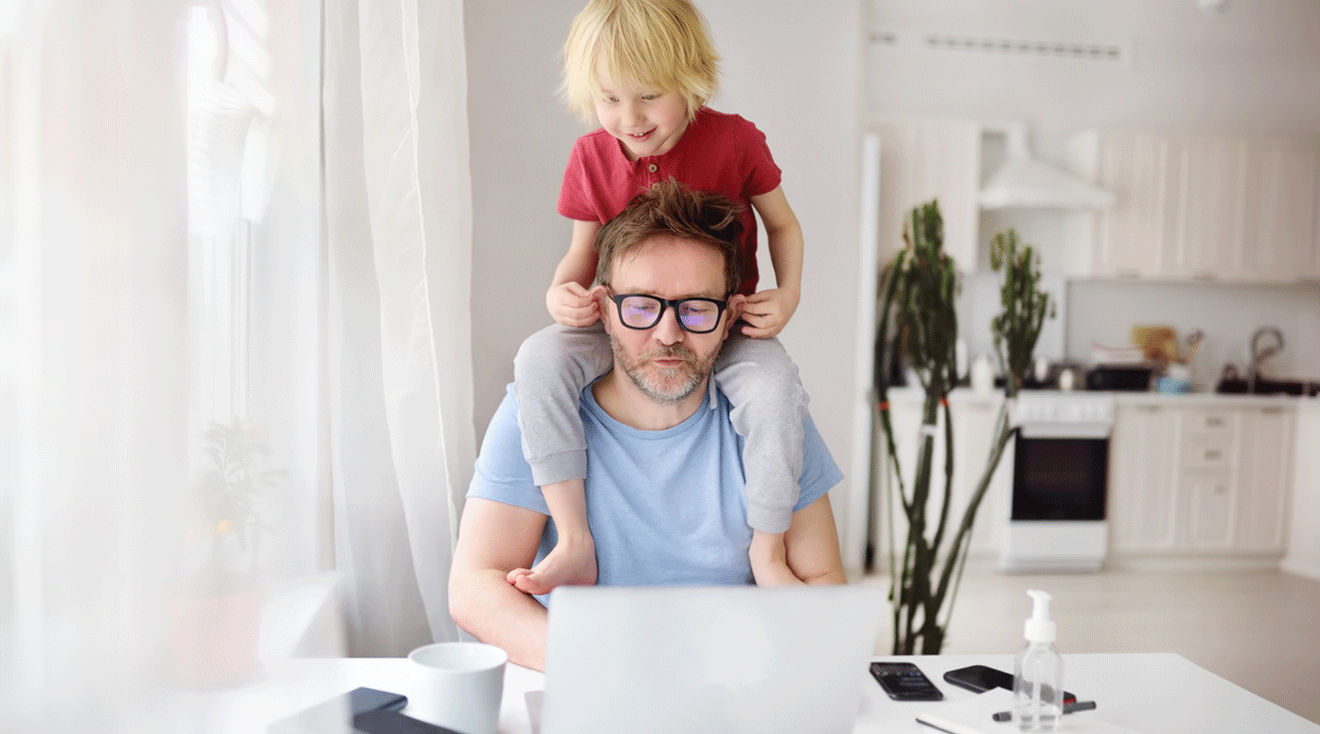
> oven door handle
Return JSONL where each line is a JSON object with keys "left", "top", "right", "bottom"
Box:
{"left": 1018, "top": 423, "right": 1112, "bottom": 440}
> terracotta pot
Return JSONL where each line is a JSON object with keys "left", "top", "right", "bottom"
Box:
{"left": 168, "top": 573, "right": 263, "bottom": 688}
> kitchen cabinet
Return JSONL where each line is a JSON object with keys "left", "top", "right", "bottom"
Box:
{"left": 1283, "top": 405, "right": 1320, "bottom": 580}
{"left": 1171, "top": 136, "right": 1246, "bottom": 280}
{"left": 1089, "top": 132, "right": 1177, "bottom": 278}
{"left": 1078, "top": 130, "right": 1320, "bottom": 283}
{"left": 1239, "top": 140, "right": 1320, "bottom": 281}
{"left": 1108, "top": 405, "right": 1178, "bottom": 552}
{"left": 872, "top": 396, "right": 1010, "bottom": 562}
{"left": 949, "top": 402, "right": 1012, "bottom": 556}
{"left": 1234, "top": 407, "right": 1293, "bottom": 551}
{"left": 1180, "top": 474, "right": 1235, "bottom": 549}
{"left": 868, "top": 117, "right": 981, "bottom": 272}
{"left": 1175, "top": 407, "right": 1239, "bottom": 550}
{"left": 1108, "top": 402, "right": 1294, "bottom": 564}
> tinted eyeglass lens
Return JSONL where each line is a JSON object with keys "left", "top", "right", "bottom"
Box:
{"left": 677, "top": 300, "right": 719, "bottom": 331}
{"left": 619, "top": 296, "right": 663, "bottom": 328}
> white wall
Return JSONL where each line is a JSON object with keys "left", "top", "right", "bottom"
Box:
{"left": 465, "top": 1, "right": 583, "bottom": 437}
{"left": 867, "top": 0, "right": 1320, "bottom": 137}
{"left": 1067, "top": 280, "right": 1320, "bottom": 385}
{"left": 464, "top": 2, "right": 868, "bottom": 566}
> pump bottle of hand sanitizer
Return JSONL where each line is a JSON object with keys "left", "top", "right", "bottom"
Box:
{"left": 1013, "top": 590, "right": 1063, "bottom": 732}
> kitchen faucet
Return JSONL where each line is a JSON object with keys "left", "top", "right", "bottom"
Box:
{"left": 1247, "top": 327, "right": 1284, "bottom": 394}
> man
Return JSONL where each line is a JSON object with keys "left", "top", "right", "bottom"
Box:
{"left": 448, "top": 181, "right": 846, "bottom": 671}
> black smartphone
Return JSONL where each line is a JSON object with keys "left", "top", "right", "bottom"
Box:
{"left": 869, "top": 661, "right": 944, "bottom": 701}
{"left": 352, "top": 709, "right": 465, "bottom": 734}
{"left": 268, "top": 687, "right": 409, "bottom": 734}
{"left": 942, "top": 664, "right": 1076, "bottom": 704}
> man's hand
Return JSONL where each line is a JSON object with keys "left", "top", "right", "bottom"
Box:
{"left": 739, "top": 287, "right": 800, "bottom": 339}
{"left": 547, "top": 283, "right": 606, "bottom": 328}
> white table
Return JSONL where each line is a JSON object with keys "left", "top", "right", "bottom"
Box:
{"left": 176, "top": 653, "right": 1319, "bottom": 734}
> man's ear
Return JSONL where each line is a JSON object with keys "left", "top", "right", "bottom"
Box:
{"left": 722, "top": 294, "right": 747, "bottom": 339}
{"left": 590, "top": 284, "right": 612, "bottom": 334}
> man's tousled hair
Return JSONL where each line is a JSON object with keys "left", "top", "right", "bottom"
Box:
{"left": 595, "top": 179, "right": 742, "bottom": 295}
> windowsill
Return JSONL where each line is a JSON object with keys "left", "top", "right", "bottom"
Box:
{"left": 259, "top": 571, "right": 343, "bottom": 661}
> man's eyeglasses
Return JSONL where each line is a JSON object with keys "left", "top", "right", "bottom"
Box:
{"left": 607, "top": 292, "right": 729, "bottom": 334}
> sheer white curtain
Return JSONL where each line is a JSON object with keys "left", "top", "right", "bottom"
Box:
{"left": 0, "top": 2, "right": 474, "bottom": 730}
{"left": 2, "top": 2, "right": 189, "bottom": 731}
{"left": 321, "top": 0, "right": 475, "bottom": 655}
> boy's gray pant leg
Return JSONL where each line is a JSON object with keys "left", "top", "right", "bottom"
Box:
{"left": 512, "top": 323, "right": 613, "bottom": 487}
{"left": 714, "top": 333, "right": 809, "bottom": 534}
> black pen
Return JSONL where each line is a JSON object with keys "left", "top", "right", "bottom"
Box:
{"left": 991, "top": 700, "right": 1097, "bottom": 722}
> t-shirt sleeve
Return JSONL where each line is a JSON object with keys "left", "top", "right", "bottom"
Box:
{"left": 793, "top": 412, "right": 843, "bottom": 512}
{"left": 737, "top": 117, "right": 783, "bottom": 199}
{"left": 557, "top": 138, "right": 599, "bottom": 222}
{"left": 467, "top": 385, "right": 551, "bottom": 515}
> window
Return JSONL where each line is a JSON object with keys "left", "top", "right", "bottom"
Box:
{"left": 185, "top": 0, "right": 272, "bottom": 443}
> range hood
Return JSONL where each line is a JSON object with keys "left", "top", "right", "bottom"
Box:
{"left": 979, "top": 123, "right": 1114, "bottom": 210}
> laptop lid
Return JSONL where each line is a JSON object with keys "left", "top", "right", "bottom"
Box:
{"left": 539, "top": 584, "right": 885, "bottom": 734}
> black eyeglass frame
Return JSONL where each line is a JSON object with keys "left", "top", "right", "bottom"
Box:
{"left": 607, "top": 291, "right": 730, "bottom": 334}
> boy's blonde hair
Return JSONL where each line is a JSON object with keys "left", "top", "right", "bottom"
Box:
{"left": 562, "top": 0, "right": 720, "bottom": 124}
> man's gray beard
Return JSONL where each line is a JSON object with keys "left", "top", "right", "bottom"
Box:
{"left": 612, "top": 338, "right": 716, "bottom": 405}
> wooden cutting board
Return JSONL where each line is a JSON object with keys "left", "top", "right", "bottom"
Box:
{"left": 1131, "top": 325, "right": 1178, "bottom": 363}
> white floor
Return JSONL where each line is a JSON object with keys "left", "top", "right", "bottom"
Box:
{"left": 862, "top": 564, "right": 1320, "bottom": 724}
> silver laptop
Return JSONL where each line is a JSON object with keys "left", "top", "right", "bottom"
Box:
{"left": 533, "top": 584, "right": 885, "bottom": 734}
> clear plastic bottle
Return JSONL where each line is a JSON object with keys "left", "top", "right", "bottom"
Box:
{"left": 1012, "top": 590, "right": 1063, "bottom": 732}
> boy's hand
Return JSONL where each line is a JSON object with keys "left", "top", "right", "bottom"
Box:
{"left": 739, "top": 287, "right": 800, "bottom": 339}
{"left": 547, "top": 282, "right": 605, "bottom": 328}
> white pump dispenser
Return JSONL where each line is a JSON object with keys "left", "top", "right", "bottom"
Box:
{"left": 1013, "top": 590, "right": 1063, "bottom": 731}
{"left": 1024, "top": 589, "right": 1056, "bottom": 644}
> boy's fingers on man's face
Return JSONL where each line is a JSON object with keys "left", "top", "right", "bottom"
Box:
{"left": 740, "top": 323, "right": 774, "bottom": 339}
{"left": 739, "top": 311, "right": 768, "bottom": 327}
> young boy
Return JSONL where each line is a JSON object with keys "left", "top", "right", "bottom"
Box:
{"left": 508, "top": 0, "right": 810, "bottom": 592}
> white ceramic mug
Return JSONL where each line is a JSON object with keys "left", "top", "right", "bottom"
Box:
{"left": 406, "top": 641, "right": 508, "bottom": 734}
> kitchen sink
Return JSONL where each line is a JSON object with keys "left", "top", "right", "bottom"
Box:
{"left": 1215, "top": 378, "right": 1319, "bottom": 396}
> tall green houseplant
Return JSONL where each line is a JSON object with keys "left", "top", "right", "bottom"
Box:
{"left": 875, "top": 205, "right": 1054, "bottom": 655}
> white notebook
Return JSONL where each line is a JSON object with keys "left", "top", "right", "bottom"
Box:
{"left": 917, "top": 688, "right": 1146, "bottom": 734}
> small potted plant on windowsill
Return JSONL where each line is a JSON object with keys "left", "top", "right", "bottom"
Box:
{"left": 170, "top": 418, "right": 286, "bottom": 688}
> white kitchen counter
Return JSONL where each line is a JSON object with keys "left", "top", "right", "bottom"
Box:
{"left": 882, "top": 386, "right": 1314, "bottom": 408}
{"left": 1110, "top": 390, "right": 1314, "bottom": 408}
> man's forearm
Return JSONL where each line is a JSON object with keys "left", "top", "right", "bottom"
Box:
{"left": 450, "top": 568, "right": 550, "bottom": 671}
{"left": 802, "top": 568, "right": 848, "bottom": 585}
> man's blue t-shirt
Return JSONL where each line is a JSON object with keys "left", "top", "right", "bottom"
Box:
{"left": 468, "top": 380, "right": 842, "bottom": 597}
